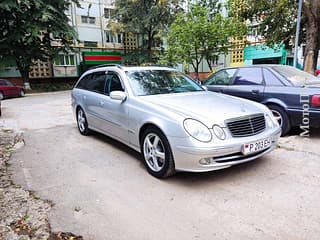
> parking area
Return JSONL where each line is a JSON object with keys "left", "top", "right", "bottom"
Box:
{"left": 1, "top": 91, "right": 320, "bottom": 240}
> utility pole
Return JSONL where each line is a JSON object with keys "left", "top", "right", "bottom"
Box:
{"left": 293, "top": 0, "right": 303, "bottom": 68}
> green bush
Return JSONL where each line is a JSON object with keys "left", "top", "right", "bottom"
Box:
{"left": 28, "top": 82, "right": 74, "bottom": 93}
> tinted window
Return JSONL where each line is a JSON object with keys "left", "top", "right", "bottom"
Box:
{"left": 272, "top": 65, "right": 320, "bottom": 86}
{"left": 76, "top": 74, "right": 92, "bottom": 89}
{"left": 86, "top": 72, "right": 107, "bottom": 94}
{"left": 205, "top": 69, "right": 236, "bottom": 85}
{"left": 126, "top": 70, "right": 203, "bottom": 96}
{"left": 0, "top": 80, "right": 7, "bottom": 86}
{"left": 233, "top": 68, "right": 263, "bottom": 85}
{"left": 105, "top": 73, "right": 124, "bottom": 95}
{"left": 5, "top": 80, "right": 14, "bottom": 86}
{"left": 263, "top": 69, "right": 283, "bottom": 86}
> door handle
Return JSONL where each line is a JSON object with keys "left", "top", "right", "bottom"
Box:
{"left": 251, "top": 90, "right": 260, "bottom": 94}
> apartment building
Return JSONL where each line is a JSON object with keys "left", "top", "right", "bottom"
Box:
{"left": 53, "top": 0, "right": 140, "bottom": 78}
{"left": 0, "top": 0, "right": 138, "bottom": 80}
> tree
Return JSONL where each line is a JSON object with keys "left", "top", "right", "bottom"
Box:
{"left": 0, "top": 0, "right": 78, "bottom": 89}
{"left": 228, "top": 0, "right": 320, "bottom": 74}
{"left": 163, "top": 3, "right": 245, "bottom": 78}
{"left": 114, "top": 0, "right": 182, "bottom": 64}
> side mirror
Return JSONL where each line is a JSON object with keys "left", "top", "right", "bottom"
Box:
{"left": 110, "top": 91, "right": 126, "bottom": 102}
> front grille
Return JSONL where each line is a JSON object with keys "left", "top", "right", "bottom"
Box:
{"left": 226, "top": 114, "right": 266, "bottom": 137}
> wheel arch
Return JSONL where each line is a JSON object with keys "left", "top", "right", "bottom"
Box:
{"left": 139, "top": 123, "right": 166, "bottom": 146}
{"left": 75, "top": 104, "right": 87, "bottom": 122}
{"left": 262, "top": 98, "right": 288, "bottom": 111}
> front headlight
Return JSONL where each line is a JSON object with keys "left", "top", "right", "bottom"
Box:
{"left": 183, "top": 119, "right": 212, "bottom": 142}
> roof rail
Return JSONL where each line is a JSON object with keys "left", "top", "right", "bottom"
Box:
{"left": 88, "top": 64, "right": 122, "bottom": 70}
{"left": 141, "top": 63, "right": 173, "bottom": 68}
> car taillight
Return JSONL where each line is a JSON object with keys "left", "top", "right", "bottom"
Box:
{"left": 311, "top": 95, "right": 320, "bottom": 107}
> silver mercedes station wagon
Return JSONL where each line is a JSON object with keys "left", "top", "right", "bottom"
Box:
{"left": 71, "top": 65, "right": 281, "bottom": 178}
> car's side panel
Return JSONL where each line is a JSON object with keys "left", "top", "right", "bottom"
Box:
{"left": 0, "top": 85, "right": 10, "bottom": 97}
{"left": 97, "top": 94, "right": 129, "bottom": 142}
{"left": 223, "top": 85, "right": 265, "bottom": 102}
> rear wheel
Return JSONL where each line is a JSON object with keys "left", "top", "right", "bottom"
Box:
{"left": 76, "top": 108, "right": 90, "bottom": 135}
{"left": 141, "top": 127, "right": 175, "bottom": 178}
{"left": 268, "top": 105, "right": 291, "bottom": 136}
{"left": 0, "top": 91, "right": 4, "bottom": 100}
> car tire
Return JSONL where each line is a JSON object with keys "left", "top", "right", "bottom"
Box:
{"left": 268, "top": 105, "right": 291, "bottom": 136}
{"left": 141, "top": 127, "right": 175, "bottom": 178}
{"left": 76, "top": 107, "right": 90, "bottom": 136}
{"left": 0, "top": 91, "right": 4, "bottom": 100}
{"left": 19, "top": 89, "right": 25, "bottom": 97}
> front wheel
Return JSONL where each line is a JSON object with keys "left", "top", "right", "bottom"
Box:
{"left": 268, "top": 105, "right": 291, "bottom": 136}
{"left": 76, "top": 108, "right": 90, "bottom": 135}
{"left": 141, "top": 127, "right": 175, "bottom": 178}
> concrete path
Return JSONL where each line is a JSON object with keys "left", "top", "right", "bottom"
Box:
{"left": 1, "top": 91, "right": 320, "bottom": 240}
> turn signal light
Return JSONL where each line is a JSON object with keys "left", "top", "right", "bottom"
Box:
{"left": 311, "top": 95, "right": 320, "bottom": 107}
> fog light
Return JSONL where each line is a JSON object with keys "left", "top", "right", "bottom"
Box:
{"left": 199, "top": 157, "right": 212, "bottom": 165}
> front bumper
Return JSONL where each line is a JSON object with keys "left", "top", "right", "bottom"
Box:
{"left": 169, "top": 127, "right": 281, "bottom": 172}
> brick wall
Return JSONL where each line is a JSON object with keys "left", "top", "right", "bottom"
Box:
{"left": 188, "top": 72, "right": 212, "bottom": 81}
{"left": 6, "top": 77, "right": 23, "bottom": 86}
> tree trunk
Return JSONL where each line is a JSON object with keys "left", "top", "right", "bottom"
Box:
{"left": 147, "top": 29, "right": 153, "bottom": 62}
{"left": 16, "top": 61, "right": 31, "bottom": 90}
{"left": 303, "top": 1, "right": 320, "bottom": 74}
{"left": 206, "top": 58, "right": 213, "bottom": 72}
{"left": 303, "top": 24, "right": 319, "bottom": 74}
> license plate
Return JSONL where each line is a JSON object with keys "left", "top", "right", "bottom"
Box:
{"left": 242, "top": 138, "right": 271, "bottom": 155}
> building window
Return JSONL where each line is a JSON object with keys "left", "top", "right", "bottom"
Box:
{"left": 105, "top": 31, "right": 122, "bottom": 43}
{"left": 81, "top": 16, "right": 96, "bottom": 24}
{"left": 104, "top": 8, "right": 115, "bottom": 19}
{"left": 54, "top": 55, "right": 75, "bottom": 66}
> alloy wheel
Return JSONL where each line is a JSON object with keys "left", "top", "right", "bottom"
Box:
{"left": 77, "top": 109, "right": 86, "bottom": 133}
{"left": 271, "top": 109, "right": 282, "bottom": 127}
{"left": 143, "top": 133, "right": 166, "bottom": 172}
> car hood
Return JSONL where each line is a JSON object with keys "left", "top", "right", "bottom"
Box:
{"left": 142, "top": 91, "right": 266, "bottom": 127}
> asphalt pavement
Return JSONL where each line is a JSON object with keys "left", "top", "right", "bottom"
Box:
{"left": 1, "top": 91, "right": 319, "bottom": 240}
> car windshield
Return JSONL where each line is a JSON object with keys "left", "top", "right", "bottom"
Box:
{"left": 126, "top": 70, "right": 203, "bottom": 96}
{"left": 272, "top": 66, "right": 320, "bottom": 86}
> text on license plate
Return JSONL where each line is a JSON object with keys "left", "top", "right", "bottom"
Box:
{"left": 243, "top": 138, "right": 271, "bottom": 155}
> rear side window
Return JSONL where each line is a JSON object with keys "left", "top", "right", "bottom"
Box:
{"left": 0, "top": 80, "right": 7, "bottom": 86}
{"left": 263, "top": 69, "right": 284, "bottom": 86}
{"left": 75, "top": 74, "right": 92, "bottom": 89}
{"left": 205, "top": 69, "right": 236, "bottom": 85}
{"left": 75, "top": 72, "right": 107, "bottom": 94}
{"left": 5, "top": 80, "right": 14, "bottom": 86}
{"left": 86, "top": 72, "right": 107, "bottom": 94}
{"left": 233, "top": 68, "right": 263, "bottom": 85}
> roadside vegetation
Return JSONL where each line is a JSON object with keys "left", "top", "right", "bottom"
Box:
{"left": 228, "top": 0, "right": 320, "bottom": 74}
{"left": 0, "top": 0, "right": 319, "bottom": 89}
